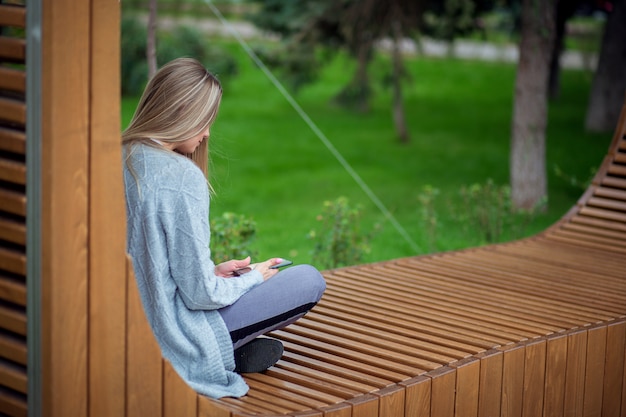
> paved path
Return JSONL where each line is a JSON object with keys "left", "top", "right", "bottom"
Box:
{"left": 155, "top": 16, "right": 597, "bottom": 71}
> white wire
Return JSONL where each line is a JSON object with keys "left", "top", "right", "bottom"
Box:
{"left": 203, "top": 0, "right": 422, "bottom": 255}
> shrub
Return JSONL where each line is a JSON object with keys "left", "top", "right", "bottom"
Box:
{"left": 308, "top": 197, "right": 379, "bottom": 270}
{"left": 210, "top": 212, "right": 258, "bottom": 264}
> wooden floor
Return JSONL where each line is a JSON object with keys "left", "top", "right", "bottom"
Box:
{"left": 200, "top": 108, "right": 626, "bottom": 416}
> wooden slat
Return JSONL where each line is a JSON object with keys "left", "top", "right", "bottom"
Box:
{"left": 602, "top": 322, "right": 626, "bottom": 417}
{"left": 0, "top": 217, "right": 25, "bottom": 246}
{"left": 0, "top": 247, "right": 25, "bottom": 276}
{"left": 0, "top": 274, "right": 26, "bottom": 306}
{"left": 0, "top": 305, "right": 26, "bottom": 336}
{"left": 450, "top": 358, "right": 479, "bottom": 417}
{"left": 0, "top": 128, "right": 25, "bottom": 155}
{"left": 0, "top": 98, "right": 26, "bottom": 125}
{"left": 0, "top": 189, "right": 25, "bottom": 217}
{"left": 0, "top": 5, "right": 26, "bottom": 28}
{"left": 607, "top": 163, "right": 626, "bottom": 177}
{"left": 0, "top": 68, "right": 25, "bottom": 94}
{"left": 522, "top": 340, "right": 546, "bottom": 417}
{"left": 0, "top": 37, "right": 25, "bottom": 62}
{"left": 0, "top": 389, "right": 27, "bottom": 417}
{"left": 563, "top": 330, "right": 587, "bottom": 416}
{"left": 543, "top": 335, "right": 567, "bottom": 417}
{"left": 0, "top": 157, "right": 26, "bottom": 185}
{"left": 0, "top": 334, "right": 26, "bottom": 365}
{"left": 0, "top": 362, "right": 26, "bottom": 394}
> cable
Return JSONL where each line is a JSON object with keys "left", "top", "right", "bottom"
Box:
{"left": 203, "top": 0, "right": 422, "bottom": 254}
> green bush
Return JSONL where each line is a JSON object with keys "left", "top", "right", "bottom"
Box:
{"left": 308, "top": 197, "right": 379, "bottom": 270}
{"left": 210, "top": 212, "right": 258, "bottom": 264}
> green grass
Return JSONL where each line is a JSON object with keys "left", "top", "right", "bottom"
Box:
{"left": 121, "top": 46, "right": 610, "bottom": 266}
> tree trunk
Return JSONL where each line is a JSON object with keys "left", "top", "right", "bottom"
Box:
{"left": 548, "top": 0, "right": 580, "bottom": 100}
{"left": 510, "top": 0, "right": 557, "bottom": 210}
{"left": 391, "top": 21, "right": 410, "bottom": 143}
{"left": 585, "top": 0, "right": 626, "bottom": 132}
{"left": 147, "top": 0, "right": 158, "bottom": 79}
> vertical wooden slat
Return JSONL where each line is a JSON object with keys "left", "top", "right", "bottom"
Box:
{"left": 163, "top": 361, "right": 198, "bottom": 417}
{"left": 88, "top": 0, "right": 126, "bottom": 416}
{"left": 603, "top": 321, "right": 626, "bottom": 417}
{"left": 198, "top": 395, "right": 232, "bottom": 417}
{"left": 374, "top": 385, "right": 404, "bottom": 417}
{"left": 476, "top": 349, "right": 503, "bottom": 417}
{"left": 500, "top": 345, "right": 525, "bottom": 417}
{"left": 430, "top": 367, "right": 456, "bottom": 417}
{"left": 583, "top": 326, "right": 607, "bottom": 416}
{"left": 40, "top": 0, "right": 90, "bottom": 415}
{"left": 126, "top": 257, "right": 164, "bottom": 417}
{"left": 451, "top": 358, "right": 479, "bottom": 417}
{"left": 345, "top": 394, "right": 378, "bottom": 417}
{"left": 399, "top": 375, "right": 431, "bottom": 417}
{"left": 543, "top": 334, "right": 567, "bottom": 417}
{"left": 564, "top": 329, "right": 588, "bottom": 417}
{"left": 522, "top": 340, "right": 546, "bottom": 417}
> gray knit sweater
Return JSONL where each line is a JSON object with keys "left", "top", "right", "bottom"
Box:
{"left": 123, "top": 143, "right": 263, "bottom": 398}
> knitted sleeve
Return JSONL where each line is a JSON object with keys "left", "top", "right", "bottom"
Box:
{"left": 159, "top": 163, "right": 263, "bottom": 310}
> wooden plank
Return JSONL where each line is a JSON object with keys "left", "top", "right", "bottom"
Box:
{"left": 0, "top": 391, "right": 27, "bottom": 417}
{"left": 197, "top": 395, "right": 232, "bottom": 417}
{"left": 583, "top": 326, "right": 607, "bottom": 417}
{"left": 0, "top": 273, "right": 26, "bottom": 306}
{"left": 0, "top": 304, "right": 25, "bottom": 335}
{"left": 0, "top": 97, "right": 26, "bottom": 126}
{"left": 522, "top": 340, "right": 546, "bottom": 417}
{"left": 0, "top": 361, "right": 26, "bottom": 394}
{"left": 0, "top": 157, "right": 26, "bottom": 185}
{"left": 87, "top": 1, "right": 126, "bottom": 417}
{"left": 344, "top": 394, "right": 379, "bottom": 417}
{"left": 0, "top": 333, "right": 26, "bottom": 365}
{"left": 0, "top": 68, "right": 25, "bottom": 94}
{"left": 0, "top": 4, "right": 25, "bottom": 27}
{"left": 0, "top": 189, "right": 26, "bottom": 217}
{"left": 373, "top": 385, "right": 405, "bottom": 417}
{"left": 0, "top": 127, "right": 26, "bottom": 154}
{"left": 429, "top": 366, "right": 456, "bottom": 417}
{"left": 126, "top": 257, "right": 163, "bottom": 417}
{"left": 563, "top": 330, "right": 588, "bottom": 417}
{"left": 163, "top": 362, "right": 197, "bottom": 417}
{"left": 500, "top": 344, "right": 524, "bottom": 417}
{"left": 0, "top": 247, "right": 25, "bottom": 276}
{"left": 543, "top": 334, "right": 567, "bottom": 417}
{"left": 602, "top": 321, "right": 626, "bottom": 417}
{"left": 0, "top": 37, "right": 25, "bottom": 61}
{"left": 40, "top": 0, "right": 92, "bottom": 415}
{"left": 476, "top": 349, "right": 503, "bottom": 417}
{"left": 399, "top": 375, "right": 431, "bottom": 417}
{"left": 450, "top": 358, "right": 479, "bottom": 417}
{"left": 0, "top": 217, "right": 26, "bottom": 246}
{"left": 319, "top": 402, "right": 352, "bottom": 417}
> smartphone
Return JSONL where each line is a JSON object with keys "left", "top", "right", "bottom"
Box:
{"left": 270, "top": 259, "right": 293, "bottom": 269}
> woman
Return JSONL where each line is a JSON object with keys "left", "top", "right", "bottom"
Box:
{"left": 122, "top": 58, "right": 326, "bottom": 398}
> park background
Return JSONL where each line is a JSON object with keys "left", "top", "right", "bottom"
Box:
{"left": 120, "top": 0, "right": 618, "bottom": 268}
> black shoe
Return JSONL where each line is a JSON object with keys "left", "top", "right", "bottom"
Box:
{"left": 234, "top": 338, "right": 284, "bottom": 374}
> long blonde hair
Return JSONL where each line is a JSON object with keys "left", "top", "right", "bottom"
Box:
{"left": 123, "top": 58, "right": 222, "bottom": 184}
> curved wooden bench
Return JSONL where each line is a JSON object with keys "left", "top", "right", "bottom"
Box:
{"left": 123, "top": 102, "right": 626, "bottom": 417}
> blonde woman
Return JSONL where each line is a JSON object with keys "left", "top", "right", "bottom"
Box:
{"left": 122, "top": 58, "right": 325, "bottom": 398}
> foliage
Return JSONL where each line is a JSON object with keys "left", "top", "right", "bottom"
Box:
{"left": 120, "top": 14, "right": 238, "bottom": 96}
{"left": 417, "top": 185, "right": 440, "bottom": 253}
{"left": 210, "top": 212, "right": 258, "bottom": 264}
{"left": 308, "top": 197, "right": 379, "bottom": 270}
{"left": 457, "top": 179, "right": 544, "bottom": 244}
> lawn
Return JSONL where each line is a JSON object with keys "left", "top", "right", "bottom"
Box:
{"left": 121, "top": 45, "right": 611, "bottom": 266}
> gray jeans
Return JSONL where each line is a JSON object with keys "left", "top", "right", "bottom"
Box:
{"left": 218, "top": 264, "right": 326, "bottom": 349}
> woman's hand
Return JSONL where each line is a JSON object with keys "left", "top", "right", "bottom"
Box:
{"left": 215, "top": 257, "right": 285, "bottom": 280}
{"left": 252, "top": 258, "right": 285, "bottom": 281}
{"left": 214, "top": 256, "right": 253, "bottom": 278}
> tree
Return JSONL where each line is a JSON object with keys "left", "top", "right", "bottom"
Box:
{"left": 585, "top": 0, "right": 626, "bottom": 132}
{"left": 510, "top": 0, "right": 557, "bottom": 210}
{"left": 147, "top": 0, "right": 158, "bottom": 79}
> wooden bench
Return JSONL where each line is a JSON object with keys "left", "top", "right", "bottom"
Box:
{"left": 123, "top": 102, "right": 626, "bottom": 417}
{"left": 212, "top": 105, "right": 626, "bottom": 416}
